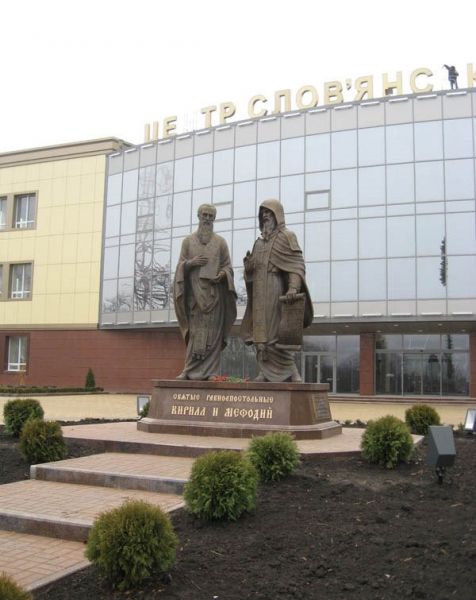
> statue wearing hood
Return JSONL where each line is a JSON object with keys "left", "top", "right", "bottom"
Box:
{"left": 174, "top": 204, "right": 237, "bottom": 380}
{"left": 240, "top": 199, "right": 313, "bottom": 382}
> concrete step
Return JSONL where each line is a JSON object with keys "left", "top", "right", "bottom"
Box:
{"left": 31, "top": 452, "right": 192, "bottom": 494}
{"left": 0, "top": 479, "right": 183, "bottom": 542}
{"left": 0, "top": 529, "right": 89, "bottom": 591}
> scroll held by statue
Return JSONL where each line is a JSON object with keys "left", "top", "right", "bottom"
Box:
{"left": 276, "top": 293, "right": 306, "bottom": 350}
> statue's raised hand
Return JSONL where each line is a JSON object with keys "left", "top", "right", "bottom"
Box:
{"left": 188, "top": 254, "right": 208, "bottom": 268}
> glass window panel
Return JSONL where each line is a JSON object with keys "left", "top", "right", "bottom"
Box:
{"left": 120, "top": 203, "right": 137, "bottom": 236}
{"left": 154, "top": 195, "right": 172, "bottom": 236}
{"left": 376, "top": 352, "right": 402, "bottom": 394}
{"left": 306, "top": 134, "right": 330, "bottom": 172}
{"left": 172, "top": 192, "right": 192, "bottom": 227}
{"left": 336, "top": 344, "right": 360, "bottom": 393}
{"left": 105, "top": 205, "right": 120, "bottom": 238}
{"left": 331, "top": 130, "right": 357, "bottom": 168}
{"left": 306, "top": 171, "right": 330, "bottom": 192}
{"left": 107, "top": 173, "right": 122, "bottom": 205}
{"left": 332, "top": 169, "right": 357, "bottom": 208}
{"left": 375, "top": 334, "right": 403, "bottom": 350}
{"left": 257, "top": 142, "right": 280, "bottom": 179}
{"left": 447, "top": 256, "right": 476, "bottom": 297}
{"left": 193, "top": 153, "right": 212, "bottom": 189}
{"left": 102, "top": 279, "right": 118, "bottom": 312}
{"left": 213, "top": 184, "right": 233, "bottom": 205}
{"left": 122, "top": 169, "right": 138, "bottom": 202}
{"left": 388, "top": 258, "right": 416, "bottom": 299}
{"left": 7, "top": 336, "right": 28, "bottom": 371}
{"left": 281, "top": 175, "right": 304, "bottom": 213}
{"left": 174, "top": 157, "right": 193, "bottom": 192}
{"left": 256, "top": 178, "right": 279, "bottom": 206}
{"left": 403, "top": 335, "right": 441, "bottom": 350}
{"left": 359, "top": 259, "right": 386, "bottom": 300}
{"left": 358, "top": 166, "right": 385, "bottom": 206}
{"left": 234, "top": 145, "right": 256, "bottom": 182}
{"left": 138, "top": 166, "right": 156, "bottom": 199}
{"left": 416, "top": 214, "right": 445, "bottom": 256}
{"left": 213, "top": 149, "right": 234, "bottom": 185}
{"left": 445, "top": 159, "right": 475, "bottom": 200}
{"left": 303, "top": 336, "right": 336, "bottom": 352}
{"left": 281, "top": 137, "right": 304, "bottom": 175}
{"left": 444, "top": 118, "right": 473, "bottom": 159}
{"left": 232, "top": 229, "right": 256, "bottom": 267}
{"left": 415, "top": 121, "right": 443, "bottom": 161}
{"left": 332, "top": 220, "right": 357, "bottom": 259}
{"left": 118, "top": 244, "right": 135, "bottom": 278}
{"left": 442, "top": 334, "right": 469, "bottom": 350}
{"left": 214, "top": 203, "right": 232, "bottom": 220}
{"left": 307, "top": 262, "right": 330, "bottom": 302}
{"left": 117, "top": 278, "right": 133, "bottom": 311}
{"left": 138, "top": 198, "right": 154, "bottom": 217}
{"left": 306, "top": 191, "right": 329, "bottom": 210}
{"left": 359, "top": 218, "right": 386, "bottom": 258}
{"left": 386, "top": 124, "right": 413, "bottom": 164}
{"left": 234, "top": 181, "right": 255, "bottom": 219}
{"left": 331, "top": 261, "right": 358, "bottom": 301}
{"left": 305, "top": 222, "right": 330, "bottom": 261}
{"left": 417, "top": 257, "right": 446, "bottom": 299}
{"left": 156, "top": 162, "right": 173, "bottom": 195}
{"left": 442, "top": 352, "right": 469, "bottom": 396}
{"left": 387, "top": 163, "right": 415, "bottom": 204}
{"left": 103, "top": 246, "right": 119, "bottom": 279}
{"left": 446, "top": 213, "right": 476, "bottom": 254}
{"left": 358, "top": 127, "right": 385, "bottom": 166}
{"left": 387, "top": 216, "right": 415, "bottom": 257}
{"left": 9, "top": 264, "right": 32, "bottom": 299}
{"left": 415, "top": 161, "right": 444, "bottom": 202}
{"left": 171, "top": 237, "right": 185, "bottom": 270}
{"left": 234, "top": 217, "right": 255, "bottom": 230}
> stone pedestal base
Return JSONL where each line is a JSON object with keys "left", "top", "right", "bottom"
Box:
{"left": 138, "top": 380, "right": 341, "bottom": 440}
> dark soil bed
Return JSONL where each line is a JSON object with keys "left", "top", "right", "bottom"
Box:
{"left": 1, "top": 425, "right": 476, "bottom": 599}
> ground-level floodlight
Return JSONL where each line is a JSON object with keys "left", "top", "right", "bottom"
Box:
{"left": 463, "top": 408, "right": 476, "bottom": 434}
{"left": 427, "top": 425, "right": 456, "bottom": 484}
{"left": 137, "top": 394, "right": 151, "bottom": 415}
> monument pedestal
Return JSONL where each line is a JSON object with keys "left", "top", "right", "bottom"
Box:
{"left": 138, "top": 380, "right": 341, "bottom": 440}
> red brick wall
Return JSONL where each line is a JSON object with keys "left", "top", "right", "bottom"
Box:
{"left": 0, "top": 329, "right": 185, "bottom": 393}
{"left": 359, "top": 333, "right": 375, "bottom": 395}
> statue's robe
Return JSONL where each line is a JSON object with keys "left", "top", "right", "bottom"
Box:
{"left": 241, "top": 200, "right": 313, "bottom": 382}
{"left": 174, "top": 232, "right": 236, "bottom": 380}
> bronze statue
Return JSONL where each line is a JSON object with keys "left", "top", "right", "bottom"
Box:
{"left": 241, "top": 199, "right": 313, "bottom": 382}
{"left": 173, "top": 204, "right": 237, "bottom": 380}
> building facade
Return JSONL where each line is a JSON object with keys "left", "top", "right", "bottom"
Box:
{"left": 100, "top": 87, "right": 476, "bottom": 397}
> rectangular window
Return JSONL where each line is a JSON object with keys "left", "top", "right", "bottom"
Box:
{"left": 13, "top": 194, "right": 36, "bottom": 229}
{"left": 0, "top": 197, "right": 7, "bottom": 229}
{"left": 6, "top": 336, "right": 28, "bottom": 371}
{"left": 9, "top": 263, "right": 32, "bottom": 299}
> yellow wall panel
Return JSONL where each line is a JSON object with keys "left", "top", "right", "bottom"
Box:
{"left": 38, "top": 162, "right": 54, "bottom": 181}
{"left": 30, "top": 294, "right": 46, "bottom": 323}
{"left": 58, "top": 293, "right": 75, "bottom": 322}
{"left": 48, "top": 235, "right": 63, "bottom": 262}
{"left": 75, "top": 263, "right": 92, "bottom": 292}
{"left": 63, "top": 204, "right": 80, "bottom": 235}
{"left": 49, "top": 206, "right": 66, "bottom": 235}
{"left": 44, "top": 294, "right": 60, "bottom": 324}
{"left": 50, "top": 178, "right": 67, "bottom": 206}
{"left": 62, "top": 234, "right": 78, "bottom": 263}
{"left": 76, "top": 233, "right": 93, "bottom": 262}
{"left": 75, "top": 292, "right": 93, "bottom": 323}
{"left": 32, "top": 265, "right": 48, "bottom": 294}
{"left": 46, "top": 264, "right": 62, "bottom": 294}
{"left": 66, "top": 176, "right": 82, "bottom": 204}
{"left": 60, "top": 263, "right": 76, "bottom": 293}
{"left": 53, "top": 160, "right": 68, "bottom": 178}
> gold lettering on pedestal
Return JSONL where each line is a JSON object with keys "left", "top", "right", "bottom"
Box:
{"left": 212, "top": 407, "right": 219, "bottom": 417}
{"left": 171, "top": 405, "right": 206, "bottom": 417}
{"left": 204, "top": 393, "right": 274, "bottom": 404}
{"left": 223, "top": 407, "right": 273, "bottom": 420}
{"left": 172, "top": 393, "right": 201, "bottom": 401}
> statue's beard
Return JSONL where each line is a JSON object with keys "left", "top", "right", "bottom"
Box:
{"left": 261, "top": 219, "right": 276, "bottom": 240}
{"left": 197, "top": 222, "right": 213, "bottom": 244}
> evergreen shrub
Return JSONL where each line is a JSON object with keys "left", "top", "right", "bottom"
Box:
{"left": 0, "top": 573, "right": 32, "bottom": 600}
{"left": 85, "top": 500, "right": 177, "bottom": 590}
{"left": 3, "top": 398, "right": 44, "bottom": 437}
{"left": 361, "top": 415, "right": 413, "bottom": 469}
{"left": 248, "top": 432, "right": 300, "bottom": 482}
{"left": 19, "top": 419, "right": 68, "bottom": 464}
{"left": 405, "top": 404, "right": 441, "bottom": 435}
{"left": 85, "top": 368, "right": 96, "bottom": 389}
{"left": 184, "top": 451, "right": 258, "bottom": 521}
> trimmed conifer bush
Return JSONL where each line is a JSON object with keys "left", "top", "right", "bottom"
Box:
{"left": 405, "top": 404, "right": 441, "bottom": 435}
{"left": 86, "top": 500, "right": 178, "bottom": 590}
{"left": 3, "top": 398, "right": 44, "bottom": 437}
{"left": 0, "top": 573, "right": 32, "bottom": 600}
{"left": 184, "top": 450, "right": 258, "bottom": 521}
{"left": 361, "top": 415, "right": 413, "bottom": 469}
{"left": 19, "top": 419, "right": 68, "bottom": 464}
{"left": 248, "top": 432, "right": 300, "bottom": 482}
{"left": 85, "top": 367, "right": 96, "bottom": 389}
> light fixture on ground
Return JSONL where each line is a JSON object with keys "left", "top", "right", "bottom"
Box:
{"left": 136, "top": 394, "right": 151, "bottom": 416}
{"left": 463, "top": 409, "right": 476, "bottom": 434}
{"left": 427, "top": 425, "right": 456, "bottom": 484}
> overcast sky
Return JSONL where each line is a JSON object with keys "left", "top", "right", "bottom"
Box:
{"left": 0, "top": 0, "right": 473, "bottom": 152}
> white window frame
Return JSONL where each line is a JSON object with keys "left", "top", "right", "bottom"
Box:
{"left": 0, "top": 197, "right": 7, "bottom": 229}
{"left": 9, "top": 263, "right": 32, "bottom": 299}
{"left": 7, "top": 335, "right": 28, "bottom": 372}
{"left": 13, "top": 193, "right": 36, "bottom": 229}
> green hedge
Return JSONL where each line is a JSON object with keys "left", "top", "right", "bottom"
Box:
{"left": 361, "top": 415, "right": 414, "bottom": 469}
{"left": 405, "top": 404, "right": 441, "bottom": 435}
{"left": 3, "top": 398, "right": 44, "bottom": 437}
{"left": 248, "top": 432, "right": 300, "bottom": 482}
{"left": 19, "top": 419, "right": 68, "bottom": 464}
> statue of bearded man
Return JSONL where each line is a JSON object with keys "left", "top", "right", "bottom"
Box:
{"left": 173, "top": 204, "right": 237, "bottom": 380}
{"left": 240, "top": 199, "right": 313, "bottom": 382}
